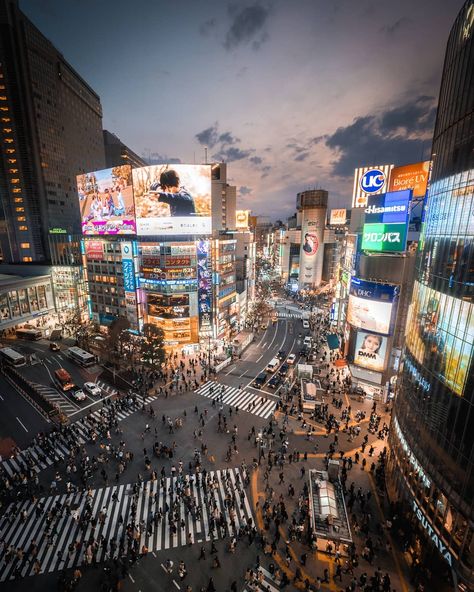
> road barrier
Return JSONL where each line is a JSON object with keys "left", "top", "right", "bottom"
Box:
{"left": 215, "top": 357, "right": 232, "bottom": 373}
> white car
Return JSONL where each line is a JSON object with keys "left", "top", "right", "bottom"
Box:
{"left": 287, "top": 353, "right": 297, "bottom": 365}
{"left": 302, "top": 320, "right": 310, "bottom": 329}
{"left": 84, "top": 382, "right": 101, "bottom": 397}
{"left": 72, "top": 389, "right": 86, "bottom": 401}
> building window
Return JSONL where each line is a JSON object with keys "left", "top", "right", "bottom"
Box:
{"left": 13, "top": 198, "right": 23, "bottom": 203}
{"left": 17, "top": 217, "right": 26, "bottom": 222}
{"left": 12, "top": 188, "right": 21, "bottom": 193}
{"left": 20, "top": 243, "right": 30, "bottom": 248}
{"left": 15, "top": 207, "right": 24, "bottom": 212}
{"left": 22, "top": 257, "right": 32, "bottom": 262}
{"left": 18, "top": 225, "right": 28, "bottom": 231}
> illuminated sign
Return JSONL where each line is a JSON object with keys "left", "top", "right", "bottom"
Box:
{"left": 196, "top": 239, "right": 212, "bottom": 331}
{"left": 49, "top": 228, "right": 67, "bottom": 234}
{"left": 77, "top": 165, "right": 136, "bottom": 235}
{"left": 352, "top": 164, "right": 393, "bottom": 208}
{"left": 329, "top": 208, "right": 347, "bottom": 225}
{"left": 236, "top": 209, "right": 250, "bottom": 229}
{"left": 133, "top": 164, "right": 211, "bottom": 236}
{"left": 388, "top": 161, "right": 431, "bottom": 199}
{"left": 404, "top": 356, "right": 431, "bottom": 392}
{"left": 348, "top": 278, "right": 398, "bottom": 335}
{"left": 354, "top": 330, "right": 388, "bottom": 372}
{"left": 361, "top": 222, "right": 407, "bottom": 252}
{"left": 412, "top": 499, "right": 453, "bottom": 566}
{"left": 85, "top": 240, "right": 104, "bottom": 261}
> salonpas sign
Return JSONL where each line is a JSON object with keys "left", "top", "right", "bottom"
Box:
{"left": 412, "top": 499, "right": 453, "bottom": 567}
{"left": 361, "top": 222, "right": 407, "bottom": 252}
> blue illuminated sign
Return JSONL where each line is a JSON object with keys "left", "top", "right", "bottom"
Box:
{"left": 360, "top": 169, "right": 386, "bottom": 194}
{"left": 122, "top": 259, "right": 136, "bottom": 292}
{"left": 365, "top": 190, "right": 412, "bottom": 224}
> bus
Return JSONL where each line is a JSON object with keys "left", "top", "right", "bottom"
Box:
{"left": 54, "top": 368, "right": 75, "bottom": 392}
{"left": 16, "top": 328, "right": 42, "bottom": 341}
{"left": 0, "top": 347, "right": 26, "bottom": 367}
{"left": 66, "top": 346, "right": 96, "bottom": 367}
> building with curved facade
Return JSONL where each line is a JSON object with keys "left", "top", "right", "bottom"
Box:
{"left": 387, "top": 1, "right": 474, "bottom": 590}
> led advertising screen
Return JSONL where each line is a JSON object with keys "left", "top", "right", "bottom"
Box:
{"left": 362, "top": 189, "right": 411, "bottom": 252}
{"left": 405, "top": 280, "right": 474, "bottom": 396}
{"left": 132, "top": 164, "right": 211, "bottom": 235}
{"left": 354, "top": 330, "right": 388, "bottom": 372}
{"left": 361, "top": 222, "right": 408, "bottom": 252}
{"left": 329, "top": 208, "right": 347, "bottom": 225}
{"left": 352, "top": 164, "right": 394, "bottom": 208}
{"left": 347, "top": 278, "right": 398, "bottom": 335}
{"left": 388, "top": 161, "right": 431, "bottom": 199}
{"left": 196, "top": 239, "right": 212, "bottom": 331}
{"left": 77, "top": 165, "right": 136, "bottom": 235}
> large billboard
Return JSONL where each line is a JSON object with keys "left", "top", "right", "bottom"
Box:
{"left": 77, "top": 165, "right": 136, "bottom": 235}
{"left": 132, "top": 164, "right": 211, "bottom": 235}
{"left": 352, "top": 164, "right": 394, "bottom": 208}
{"left": 354, "top": 330, "right": 388, "bottom": 372}
{"left": 298, "top": 207, "right": 326, "bottom": 289}
{"left": 388, "top": 161, "right": 431, "bottom": 199}
{"left": 236, "top": 210, "right": 250, "bottom": 229}
{"left": 196, "top": 239, "right": 213, "bottom": 332}
{"left": 362, "top": 189, "right": 411, "bottom": 252}
{"left": 347, "top": 278, "right": 398, "bottom": 335}
{"left": 405, "top": 280, "right": 474, "bottom": 396}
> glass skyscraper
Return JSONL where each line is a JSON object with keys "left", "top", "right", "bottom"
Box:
{"left": 387, "top": 1, "right": 474, "bottom": 590}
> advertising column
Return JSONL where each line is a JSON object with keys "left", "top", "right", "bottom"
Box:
{"left": 196, "top": 239, "right": 213, "bottom": 335}
{"left": 298, "top": 207, "right": 326, "bottom": 290}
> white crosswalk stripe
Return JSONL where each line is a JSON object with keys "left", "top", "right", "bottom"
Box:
{"left": 195, "top": 381, "right": 276, "bottom": 419}
{"left": 0, "top": 468, "right": 253, "bottom": 581}
{"left": 243, "top": 566, "right": 281, "bottom": 591}
{"left": 0, "top": 394, "right": 159, "bottom": 479}
{"left": 276, "top": 312, "right": 302, "bottom": 319}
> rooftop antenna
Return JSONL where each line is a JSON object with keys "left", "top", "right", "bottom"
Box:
{"left": 205, "top": 147, "right": 208, "bottom": 164}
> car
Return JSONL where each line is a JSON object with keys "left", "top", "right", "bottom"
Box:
{"left": 277, "top": 350, "right": 286, "bottom": 360}
{"left": 287, "top": 353, "right": 297, "bottom": 365}
{"left": 302, "top": 320, "right": 310, "bottom": 329}
{"left": 72, "top": 389, "right": 86, "bottom": 401}
{"left": 84, "top": 381, "right": 101, "bottom": 397}
{"left": 49, "top": 342, "right": 60, "bottom": 351}
{"left": 279, "top": 363, "right": 289, "bottom": 376}
{"left": 303, "top": 336, "right": 312, "bottom": 347}
{"left": 268, "top": 375, "right": 282, "bottom": 389}
{"left": 253, "top": 372, "right": 267, "bottom": 389}
{"left": 266, "top": 358, "right": 280, "bottom": 373}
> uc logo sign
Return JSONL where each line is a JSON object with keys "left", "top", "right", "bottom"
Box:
{"left": 360, "top": 169, "right": 386, "bottom": 194}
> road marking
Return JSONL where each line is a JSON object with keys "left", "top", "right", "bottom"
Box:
{"left": 0, "top": 394, "right": 4, "bottom": 401}
{"left": 224, "top": 365, "right": 236, "bottom": 375}
{"left": 172, "top": 580, "right": 180, "bottom": 590}
{"left": 67, "top": 391, "right": 116, "bottom": 417}
{"left": 238, "top": 369, "right": 247, "bottom": 377}
{"left": 128, "top": 574, "right": 135, "bottom": 583}
{"left": 16, "top": 417, "right": 28, "bottom": 432}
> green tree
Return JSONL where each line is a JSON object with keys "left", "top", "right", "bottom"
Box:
{"left": 140, "top": 323, "right": 165, "bottom": 370}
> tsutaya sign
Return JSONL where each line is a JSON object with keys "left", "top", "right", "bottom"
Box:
{"left": 412, "top": 499, "right": 453, "bottom": 567}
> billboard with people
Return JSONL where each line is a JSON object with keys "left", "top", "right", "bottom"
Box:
{"left": 354, "top": 330, "right": 388, "bottom": 372}
{"left": 132, "top": 164, "right": 212, "bottom": 235}
{"left": 77, "top": 165, "right": 136, "bottom": 235}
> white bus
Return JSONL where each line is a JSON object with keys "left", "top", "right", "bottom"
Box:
{"left": 16, "top": 328, "right": 42, "bottom": 341}
{"left": 66, "top": 346, "right": 96, "bottom": 367}
{"left": 0, "top": 347, "right": 26, "bottom": 367}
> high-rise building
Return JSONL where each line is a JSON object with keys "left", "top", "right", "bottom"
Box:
{"left": 0, "top": 0, "right": 105, "bottom": 263}
{"left": 297, "top": 190, "right": 327, "bottom": 290}
{"left": 211, "top": 163, "right": 236, "bottom": 232}
{"left": 103, "top": 130, "right": 147, "bottom": 169}
{"left": 387, "top": 2, "right": 474, "bottom": 589}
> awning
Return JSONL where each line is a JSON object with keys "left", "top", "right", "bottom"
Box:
{"left": 326, "top": 333, "right": 340, "bottom": 350}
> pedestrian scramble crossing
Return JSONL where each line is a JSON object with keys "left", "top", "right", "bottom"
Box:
{"left": 30, "top": 382, "right": 77, "bottom": 415}
{"left": 0, "top": 468, "right": 253, "bottom": 582}
{"left": 0, "top": 394, "right": 158, "bottom": 479}
{"left": 195, "top": 381, "right": 276, "bottom": 419}
{"left": 243, "top": 566, "right": 280, "bottom": 591}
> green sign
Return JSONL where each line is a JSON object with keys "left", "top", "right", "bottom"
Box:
{"left": 361, "top": 222, "right": 407, "bottom": 252}
{"left": 49, "top": 228, "right": 67, "bottom": 234}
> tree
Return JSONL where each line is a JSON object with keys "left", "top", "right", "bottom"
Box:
{"left": 140, "top": 323, "right": 165, "bottom": 370}
{"left": 105, "top": 317, "right": 131, "bottom": 369}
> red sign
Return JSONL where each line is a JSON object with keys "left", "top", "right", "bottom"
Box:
{"left": 85, "top": 240, "right": 104, "bottom": 260}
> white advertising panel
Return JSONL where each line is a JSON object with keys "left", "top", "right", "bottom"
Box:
{"left": 298, "top": 208, "right": 326, "bottom": 289}
{"left": 354, "top": 330, "right": 388, "bottom": 372}
{"left": 347, "top": 295, "right": 393, "bottom": 335}
{"left": 352, "top": 164, "right": 394, "bottom": 208}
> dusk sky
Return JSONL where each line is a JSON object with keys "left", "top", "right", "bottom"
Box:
{"left": 23, "top": 0, "right": 464, "bottom": 219}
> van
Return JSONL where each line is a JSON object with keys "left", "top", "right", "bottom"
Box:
{"left": 266, "top": 358, "right": 279, "bottom": 373}
{"left": 303, "top": 336, "right": 312, "bottom": 348}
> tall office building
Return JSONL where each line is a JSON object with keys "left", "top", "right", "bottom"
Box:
{"left": 103, "top": 130, "right": 146, "bottom": 169}
{"left": 387, "top": 1, "right": 474, "bottom": 589}
{"left": 297, "top": 190, "right": 327, "bottom": 290}
{"left": 0, "top": 0, "right": 104, "bottom": 263}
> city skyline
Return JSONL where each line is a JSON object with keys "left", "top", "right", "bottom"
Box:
{"left": 22, "top": 0, "right": 463, "bottom": 218}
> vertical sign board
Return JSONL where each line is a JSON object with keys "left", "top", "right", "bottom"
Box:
{"left": 196, "top": 240, "right": 212, "bottom": 332}
{"left": 362, "top": 189, "right": 412, "bottom": 252}
{"left": 121, "top": 242, "right": 138, "bottom": 327}
{"left": 298, "top": 208, "right": 326, "bottom": 290}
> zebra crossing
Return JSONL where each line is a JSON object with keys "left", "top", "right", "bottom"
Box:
{"left": 276, "top": 312, "right": 302, "bottom": 319}
{"left": 0, "top": 468, "right": 253, "bottom": 582}
{"left": 196, "top": 381, "right": 276, "bottom": 419}
{"left": 244, "top": 566, "right": 280, "bottom": 591}
{"left": 30, "top": 382, "right": 77, "bottom": 414}
{"left": 0, "top": 394, "right": 158, "bottom": 479}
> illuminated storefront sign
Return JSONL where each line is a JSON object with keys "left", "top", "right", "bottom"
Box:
{"left": 85, "top": 240, "right": 104, "bottom": 261}
{"left": 393, "top": 417, "right": 431, "bottom": 488}
{"left": 347, "top": 278, "right": 398, "bottom": 335}
{"left": 236, "top": 209, "right": 250, "bottom": 229}
{"left": 352, "top": 164, "right": 393, "bottom": 208}
{"left": 362, "top": 190, "right": 411, "bottom": 252}
{"left": 122, "top": 258, "right": 136, "bottom": 292}
{"left": 412, "top": 500, "right": 453, "bottom": 566}
{"left": 388, "top": 161, "right": 431, "bottom": 199}
{"left": 329, "top": 208, "right": 347, "bottom": 225}
{"left": 404, "top": 356, "right": 431, "bottom": 392}
{"left": 49, "top": 227, "right": 67, "bottom": 234}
